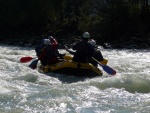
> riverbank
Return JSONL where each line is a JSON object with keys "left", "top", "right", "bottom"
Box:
{"left": 0, "top": 35, "right": 150, "bottom": 49}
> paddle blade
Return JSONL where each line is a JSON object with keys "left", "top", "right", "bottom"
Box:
{"left": 102, "top": 65, "right": 116, "bottom": 75}
{"left": 29, "top": 59, "right": 39, "bottom": 69}
{"left": 92, "top": 57, "right": 116, "bottom": 76}
{"left": 20, "top": 56, "right": 34, "bottom": 63}
{"left": 100, "top": 59, "right": 108, "bottom": 65}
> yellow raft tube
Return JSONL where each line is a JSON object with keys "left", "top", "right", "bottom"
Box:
{"left": 38, "top": 55, "right": 108, "bottom": 77}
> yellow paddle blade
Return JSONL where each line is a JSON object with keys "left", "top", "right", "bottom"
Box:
{"left": 100, "top": 59, "right": 108, "bottom": 65}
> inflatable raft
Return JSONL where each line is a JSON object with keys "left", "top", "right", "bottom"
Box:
{"left": 38, "top": 60, "right": 103, "bottom": 77}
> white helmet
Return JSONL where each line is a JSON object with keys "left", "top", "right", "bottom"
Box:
{"left": 88, "top": 39, "right": 96, "bottom": 46}
{"left": 83, "top": 32, "right": 90, "bottom": 38}
{"left": 43, "top": 39, "right": 50, "bottom": 45}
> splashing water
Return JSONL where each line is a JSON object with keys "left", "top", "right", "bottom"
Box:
{"left": 0, "top": 45, "right": 149, "bottom": 113}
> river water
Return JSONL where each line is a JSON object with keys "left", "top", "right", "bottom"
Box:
{"left": 0, "top": 44, "right": 149, "bottom": 113}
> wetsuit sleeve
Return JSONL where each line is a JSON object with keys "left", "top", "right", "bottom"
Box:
{"left": 97, "top": 49, "right": 104, "bottom": 61}
{"left": 35, "top": 45, "right": 42, "bottom": 57}
{"left": 38, "top": 47, "right": 46, "bottom": 60}
{"left": 35, "top": 46, "right": 39, "bottom": 56}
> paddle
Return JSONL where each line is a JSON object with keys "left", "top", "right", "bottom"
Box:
{"left": 92, "top": 57, "right": 116, "bottom": 75}
{"left": 65, "top": 45, "right": 116, "bottom": 75}
{"left": 20, "top": 55, "right": 72, "bottom": 63}
{"left": 20, "top": 56, "right": 35, "bottom": 63}
{"left": 21, "top": 55, "right": 72, "bottom": 70}
{"left": 29, "top": 59, "right": 39, "bottom": 69}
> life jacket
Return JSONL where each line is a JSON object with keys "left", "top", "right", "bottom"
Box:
{"left": 46, "top": 45, "right": 59, "bottom": 65}
{"left": 35, "top": 44, "right": 47, "bottom": 65}
{"left": 72, "top": 40, "right": 94, "bottom": 63}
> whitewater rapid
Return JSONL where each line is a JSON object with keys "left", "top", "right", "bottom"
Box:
{"left": 0, "top": 44, "right": 150, "bottom": 113}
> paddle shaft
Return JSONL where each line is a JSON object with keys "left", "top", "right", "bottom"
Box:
{"left": 29, "top": 59, "right": 39, "bottom": 69}
{"left": 92, "top": 57, "right": 103, "bottom": 66}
